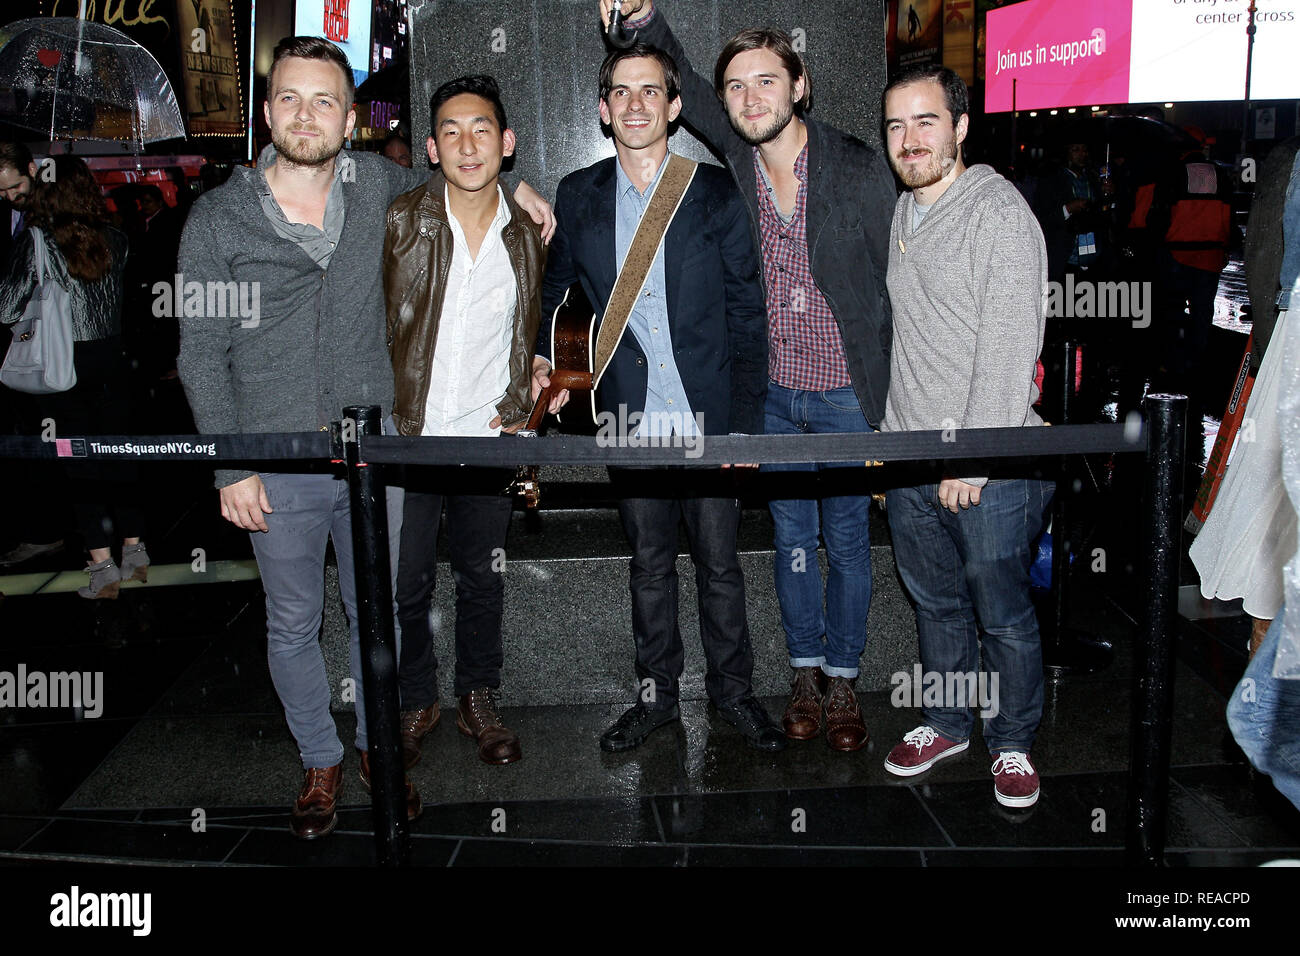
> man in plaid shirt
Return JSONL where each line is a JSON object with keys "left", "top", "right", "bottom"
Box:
{"left": 600, "top": 1, "right": 896, "bottom": 751}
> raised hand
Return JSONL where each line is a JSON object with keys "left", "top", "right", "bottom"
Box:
{"left": 599, "top": 0, "right": 652, "bottom": 30}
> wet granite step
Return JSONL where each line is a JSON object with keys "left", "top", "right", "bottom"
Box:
{"left": 321, "top": 504, "right": 919, "bottom": 706}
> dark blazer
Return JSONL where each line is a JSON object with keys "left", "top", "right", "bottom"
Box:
{"left": 1245, "top": 135, "right": 1300, "bottom": 370}
{"left": 537, "top": 157, "right": 766, "bottom": 435}
{"left": 638, "top": 9, "right": 896, "bottom": 427}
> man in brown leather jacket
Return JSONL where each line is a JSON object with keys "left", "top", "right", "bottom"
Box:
{"left": 383, "top": 74, "right": 544, "bottom": 767}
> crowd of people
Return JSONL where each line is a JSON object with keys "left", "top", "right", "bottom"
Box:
{"left": 0, "top": 147, "right": 149, "bottom": 597}
{"left": 1, "top": 0, "right": 1296, "bottom": 840}
{"left": 1018, "top": 123, "right": 1238, "bottom": 435}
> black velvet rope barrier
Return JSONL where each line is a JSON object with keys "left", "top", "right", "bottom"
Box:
{"left": 0, "top": 422, "right": 1144, "bottom": 465}
{"left": 0, "top": 433, "right": 331, "bottom": 462}
{"left": 0, "top": 404, "right": 1179, "bottom": 868}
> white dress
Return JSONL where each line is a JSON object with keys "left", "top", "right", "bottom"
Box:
{"left": 1191, "top": 309, "right": 1298, "bottom": 619}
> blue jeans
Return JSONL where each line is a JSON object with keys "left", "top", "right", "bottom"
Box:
{"left": 250, "top": 467, "right": 404, "bottom": 770}
{"left": 763, "top": 383, "right": 873, "bottom": 678}
{"left": 1227, "top": 608, "right": 1300, "bottom": 811}
{"left": 885, "top": 478, "right": 1053, "bottom": 753}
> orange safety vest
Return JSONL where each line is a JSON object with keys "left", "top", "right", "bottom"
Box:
{"left": 1129, "top": 161, "right": 1232, "bottom": 272}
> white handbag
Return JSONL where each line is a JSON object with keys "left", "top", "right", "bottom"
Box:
{"left": 1, "top": 227, "right": 77, "bottom": 394}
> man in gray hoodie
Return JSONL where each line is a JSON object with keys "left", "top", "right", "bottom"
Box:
{"left": 877, "top": 65, "right": 1053, "bottom": 809}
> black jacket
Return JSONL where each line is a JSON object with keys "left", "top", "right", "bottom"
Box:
{"left": 1034, "top": 163, "right": 1111, "bottom": 282}
{"left": 1, "top": 225, "right": 128, "bottom": 342}
{"left": 537, "top": 158, "right": 767, "bottom": 435}
{"left": 1245, "top": 136, "right": 1300, "bottom": 370}
{"left": 0, "top": 203, "right": 19, "bottom": 268}
{"left": 638, "top": 9, "right": 896, "bottom": 426}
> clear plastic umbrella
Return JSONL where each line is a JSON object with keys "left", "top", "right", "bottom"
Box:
{"left": 0, "top": 17, "right": 185, "bottom": 149}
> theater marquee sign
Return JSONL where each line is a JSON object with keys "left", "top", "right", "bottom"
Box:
{"left": 176, "top": 0, "right": 243, "bottom": 136}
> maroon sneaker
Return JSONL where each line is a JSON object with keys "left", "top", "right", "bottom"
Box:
{"left": 991, "top": 751, "right": 1040, "bottom": 807}
{"left": 883, "top": 725, "right": 969, "bottom": 777}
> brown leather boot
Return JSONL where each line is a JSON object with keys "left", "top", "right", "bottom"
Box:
{"left": 782, "top": 666, "right": 827, "bottom": 740}
{"left": 456, "top": 688, "right": 522, "bottom": 764}
{"left": 824, "top": 676, "right": 869, "bottom": 752}
{"left": 1249, "top": 617, "right": 1270, "bottom": 661}
{"left": 400, "top": 703, "right": 441, "bottom": 769}
{"left": 290, "top": 764, "right": 342, "bottom": 840}
{"left": 357, "top": 749, "right": 423, "bottom": 822}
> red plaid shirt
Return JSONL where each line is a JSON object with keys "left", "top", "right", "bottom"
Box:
{"left": 755, "top": 145, "right": 851, "bottom": 391}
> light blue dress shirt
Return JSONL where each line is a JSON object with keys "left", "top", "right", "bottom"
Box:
{"left": 615, "top": 155, "right": 698, "bottom": 438}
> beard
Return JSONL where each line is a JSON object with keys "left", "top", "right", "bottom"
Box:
{"left": 728, "top": 97, "right": 796, "bottom": 146}
{"left": 892, "top": 137, "right": 958, "bottom": 190}
{"left": 271, "top": 123, "right": 343, "bottom": 169}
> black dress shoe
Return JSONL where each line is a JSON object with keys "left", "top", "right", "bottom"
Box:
{"left": 600, "top": 702, "right": 680, "bottom": 753}
{"left": 713, "top": 696, "right": 787, "bottom": 751}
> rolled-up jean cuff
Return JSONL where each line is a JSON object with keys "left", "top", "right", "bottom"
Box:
{"left": 302, "top": 744, "right": 345, "bottom": 771}
{"left": 790, "top": 656, "right": 826, "bottom": 669}
{"left": 822, "top": 664, "right": 859, "bottom": 679}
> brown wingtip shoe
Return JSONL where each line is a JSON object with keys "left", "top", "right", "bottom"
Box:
{"left": 457, "top": 688, "right": 522, "bottom": 765}
{"left": 782, "top": 666, "right": 827, "bottom": 740}
{"left": 357, "top": 750, "right": 423, "bottom": 822}
{"left": 290, "top": 763, "right": 342, "bottom": 840}
{"left": 400, "top": 703, "right": 441, "bottom": 769}
{"left": 824, "top": 676, "right": 869, "bottom": 752}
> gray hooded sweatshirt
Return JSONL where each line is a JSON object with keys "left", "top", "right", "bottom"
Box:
{"left": 881, "top": 163, "right": 1047, "bottom": 486}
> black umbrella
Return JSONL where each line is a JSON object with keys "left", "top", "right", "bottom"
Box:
{"left": 1044, "top": 115, "right": 1199, "bottom": 157}
{"left": 355, "top": 52, "right": 409, "bottom": 105}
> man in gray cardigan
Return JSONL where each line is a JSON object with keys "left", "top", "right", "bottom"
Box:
{"left": 177, "top": 37, "right": 553, "bottom": 839}
{"left": 878, "top": 66, "right": 1053, "bottom": 810}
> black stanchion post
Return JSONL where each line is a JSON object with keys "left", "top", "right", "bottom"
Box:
{"left": 341, "top": 404, "right": 408, "bottom": 866}
{"left": 1126, "top": 393, "right": 1187, "bottom": 867}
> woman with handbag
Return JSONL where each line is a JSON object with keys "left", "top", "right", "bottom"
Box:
{"left": 0, "top": 155, "right": 148, "bottom": 599}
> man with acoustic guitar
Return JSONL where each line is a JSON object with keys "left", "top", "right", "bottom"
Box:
{"left": 384, "top": 74, "right": 546, "bottom": 769}
{"left": 531, "top": 43, "right": 782, "bottom": 752}
{"left": 597, "top": 1, "right": 897, "bottom": 754}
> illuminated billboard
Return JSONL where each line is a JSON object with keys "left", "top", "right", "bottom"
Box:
{"left": 295, "top": 0, "right": 373, "bottom": 89}
{"left": 986, "top": 0, "right": 1300, "bottom": 112}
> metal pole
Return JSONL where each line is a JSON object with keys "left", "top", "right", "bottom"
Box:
{"left": 1011, "top": 79, "right": 1018, "bottom": 174}
{"left": 1241, "top": 1, "right": 1258, "bottom": 160}
{"left": 342, "top": 404, "right": 408, "bottom": 866}
{"left": 1047, "top": 340, "right": 1075, "bottom": 657}
{"left": 1126, "top": 393, "right": 1187, "bottom": 867}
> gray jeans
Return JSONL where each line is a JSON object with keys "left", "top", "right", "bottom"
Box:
{"left": 250, "top": 468, "right": 403, "bottom": 769}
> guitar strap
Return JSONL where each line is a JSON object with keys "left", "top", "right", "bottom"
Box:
{"left": 591, "top": 154, "right": 699, "bottom": 394}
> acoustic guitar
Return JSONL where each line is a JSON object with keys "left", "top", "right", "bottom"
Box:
{"left": 511, "top": 282, "right": 599, "bottom": 507}
{"left": 522, "top": 281, "right": 600, "bottom": 433}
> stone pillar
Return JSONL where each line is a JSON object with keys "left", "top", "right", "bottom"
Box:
{"left": 406, "top": 0, "right": 890, "bottom": 196}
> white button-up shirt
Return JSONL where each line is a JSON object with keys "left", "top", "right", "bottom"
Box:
{"left": 422, "top": 184, "right": 516, "bottom": 437}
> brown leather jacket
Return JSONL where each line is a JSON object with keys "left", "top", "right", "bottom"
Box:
{"left": 383, "top": 169, "right": 545, "bottom": 436}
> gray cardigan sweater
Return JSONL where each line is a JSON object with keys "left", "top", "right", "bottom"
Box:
{"left": 882, "top": 164, "right": 1047, "bottom": 485}
{"left": 177, "top": 147, "right": 423, "bottom": 487}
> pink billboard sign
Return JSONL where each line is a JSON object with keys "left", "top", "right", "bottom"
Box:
{"left": 985, "top": 0, "right": 1134, "bottom": 112}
